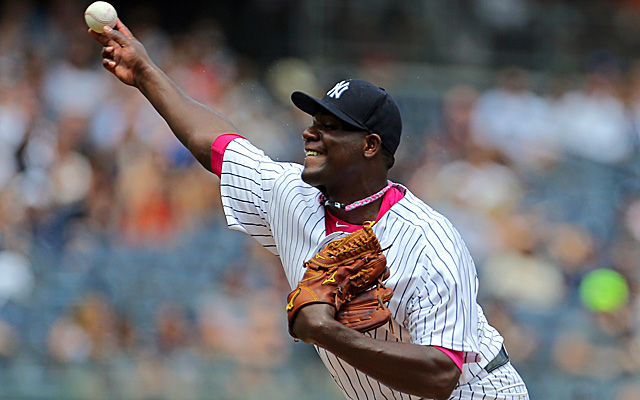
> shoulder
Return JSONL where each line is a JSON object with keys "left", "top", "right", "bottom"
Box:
{"left": 223, "top": 137, "right": 304, "bottom": 176}
{"left": 387, "top": 188, "right": 455, "bottom": 233}
{"left": 382, "top": 189, "right": 467, "bottom": 259}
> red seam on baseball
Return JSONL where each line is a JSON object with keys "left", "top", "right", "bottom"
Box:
{"left": 85, "top": 11, "right": 115, "bottom": 24}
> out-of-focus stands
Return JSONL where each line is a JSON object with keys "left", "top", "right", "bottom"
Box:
{"left": 1, "top": 1, "right": 640, "bottom": 399}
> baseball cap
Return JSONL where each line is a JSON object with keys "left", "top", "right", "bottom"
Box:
{"left": 291, "top": 79, "right": 402, "bottom": 155}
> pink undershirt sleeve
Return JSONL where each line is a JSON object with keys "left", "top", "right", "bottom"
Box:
{"left": 433, "top": 346, "right": 464, "bottom": 371}
{"left": 210, "top": 134, "right": 245, "bottom": 177}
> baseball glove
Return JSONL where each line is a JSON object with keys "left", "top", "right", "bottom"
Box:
{"left": 286, "top": 223, "right": 393, "bottom": 338}
{"left": 335, "top": 284, "right": 394, "bottom": 333}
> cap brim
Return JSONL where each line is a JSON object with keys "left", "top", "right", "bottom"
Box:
{"left": 291, "top": 91, "right": 368, "bottom": 131}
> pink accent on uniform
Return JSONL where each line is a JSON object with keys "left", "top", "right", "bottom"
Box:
{"left": 434, "top": 346, "right": 464, "bottom": 371}
{"left": 324, "top": 187, "right": 464, "bottom": 373}
{"left": 325, "top": 185, "right": 406, "bottom": 234}
{"left": 319, "top": 181, "right": 393, "bottom": 211}
{"left": 211, "top": 134, "right": 245, "bottom": 177}
{"left": 211, "top": 134, "right": 408, "bottom": 236}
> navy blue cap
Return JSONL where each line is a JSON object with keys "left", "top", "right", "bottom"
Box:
{"left": 291, "top": 79, "right": 402, "bottom": 155}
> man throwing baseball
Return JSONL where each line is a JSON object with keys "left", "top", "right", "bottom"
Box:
{"left": 90, "top": 20, "right": 529, "bottom": 400}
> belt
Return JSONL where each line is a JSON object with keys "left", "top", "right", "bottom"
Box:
{"left": 484, "top": 345, "right": 509, "bottom": 373}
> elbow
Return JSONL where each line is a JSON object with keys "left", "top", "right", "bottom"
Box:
{"left": 186, "top": 134, "right": 216, "bottom": 171}
{"left": 434, "top": 368, "right": 461, "bottom": 400}
{"left": 418, "top": 365, "right": 460, "bottom": 400}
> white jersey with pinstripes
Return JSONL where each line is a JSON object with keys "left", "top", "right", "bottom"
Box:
{"left": 219, "top": 138, "right": 528, "bottom": 399}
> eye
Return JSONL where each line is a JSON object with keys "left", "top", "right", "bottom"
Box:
{"left": 323, "top": 124, "right": 338, "bottom": 131}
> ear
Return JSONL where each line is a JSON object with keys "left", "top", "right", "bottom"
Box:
{"left": 363, "top": 134, "right": 383, "bottom": 159}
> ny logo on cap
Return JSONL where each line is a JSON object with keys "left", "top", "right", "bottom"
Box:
{"left": 327, "top": 80, "right": 350, "bottom": 99}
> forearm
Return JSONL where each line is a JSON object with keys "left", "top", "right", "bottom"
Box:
{"left": 93, "top": 22, "right": 238, "bottom": 171}
{"left": 301, "top": 312, "right": 460, "bottom": 400}
{"left": 136, "top": 63, "right": 237, "bottom": 171}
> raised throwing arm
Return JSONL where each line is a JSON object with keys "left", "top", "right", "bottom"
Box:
{"left": 89, "top": 19, "right": 237, "bottom": 171}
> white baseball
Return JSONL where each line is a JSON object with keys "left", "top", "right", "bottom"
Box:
{"left": 84, "top": 1, "right": 117, "bottom": 33}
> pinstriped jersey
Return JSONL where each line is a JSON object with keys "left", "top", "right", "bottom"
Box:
{"left": 220, "top": 138, "right": 508, "bottom": 399}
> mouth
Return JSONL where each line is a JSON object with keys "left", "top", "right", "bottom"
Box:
{"left": 305, "top": 150, "right": 322, "bottom": 157}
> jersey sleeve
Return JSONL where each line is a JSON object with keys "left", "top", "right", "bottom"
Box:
{"left": 218, "top": 137, "right": 301, "bottom": 255}
{"left": 407, "top": 220, "right": 481, "bottom": 362}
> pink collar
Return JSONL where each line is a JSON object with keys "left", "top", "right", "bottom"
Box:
{"left": 324, "top": 185, "right": 405, "bottom": 234}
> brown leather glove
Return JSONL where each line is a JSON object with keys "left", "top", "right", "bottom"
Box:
{"left": 286, "top": 223, "right": 393, "bottom": 338}
{"left": 335, "top": 284, "right": 394, "bottom": 333}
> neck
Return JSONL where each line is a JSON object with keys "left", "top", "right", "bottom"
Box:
{"left": 320, "top": 180, "right": 391, "bottom": 225}
{"left": 327, "top": 198, "right": 384, "bottom": 225}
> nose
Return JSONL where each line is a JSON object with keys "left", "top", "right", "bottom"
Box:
{"left": 302, "top": 124, "right": 319, "bottom": 141}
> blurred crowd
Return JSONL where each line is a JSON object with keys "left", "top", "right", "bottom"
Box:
{"left": 2, "top": 0, "right": 640, "bottom": 399}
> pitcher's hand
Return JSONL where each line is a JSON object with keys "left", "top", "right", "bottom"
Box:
{"left": 88, "top": 19, "right": 152, "bottom": 87}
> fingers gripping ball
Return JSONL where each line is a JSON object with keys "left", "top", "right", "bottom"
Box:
{"left": 286, "top": 223, "right": 393, "bottom": 338}
{"left": 84, "top": 1, "right": 117, "bottom": 33}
